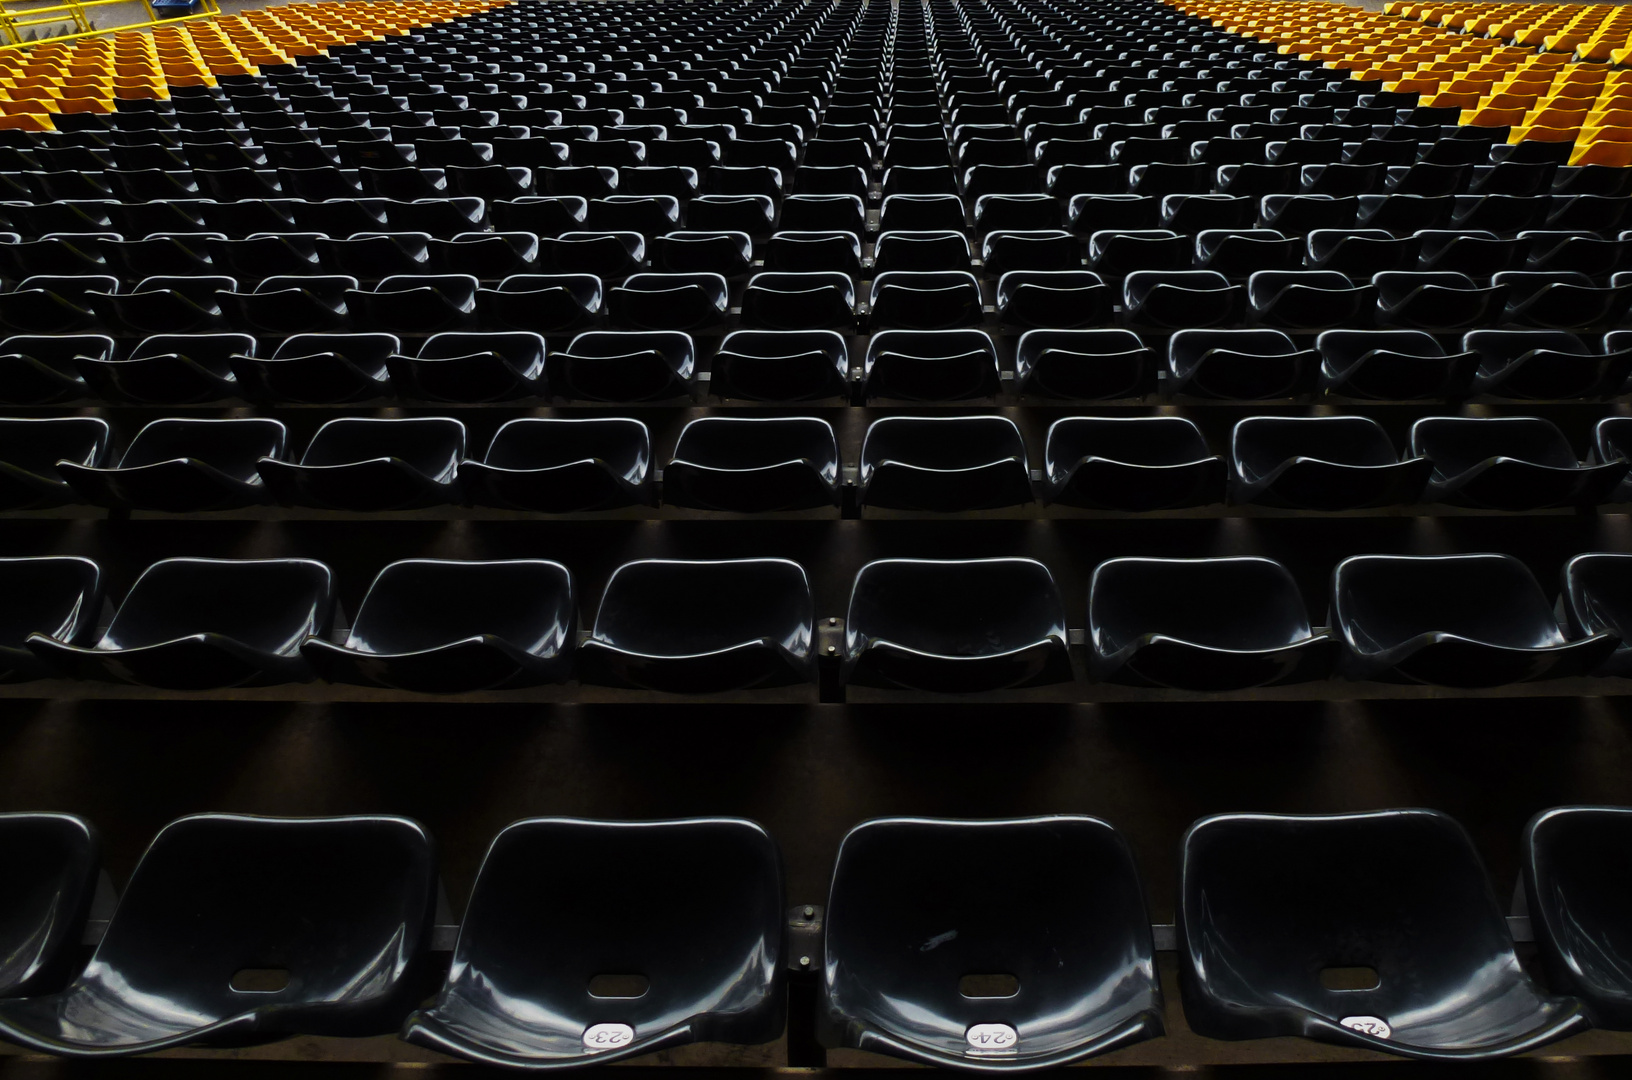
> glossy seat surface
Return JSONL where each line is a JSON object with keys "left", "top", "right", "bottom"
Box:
{"left": 1332, "top": 554, "right": 1614, "bottom": 686}
{"left": 464, "top": 417, "right": 652, "bottom": 512}
{"left": 1561, "top": 552, "right": 1632, "bottom": 676}
{"left": 1088, "top": 557, "right": 1335, "bottom": 689}
{"left": 402, "top": 817, "right": 784, "bottom": 1067}
{"left": 59, "top": 418, "right": 286, "bottom": 513}
{"left": 1411, "top": 417, "right": 1627, "bottom": 510}
{"left": 257, "top": 417, "right": 466, "bottom": 511}
{"left": 0, "top": 417, "right": 110, "bottom": 509}
{"left": 303, "top": 559, "right": 574, "bottom": 692}
{"left": 858, "top": 416, "right": 1032, "bottom": 511}
{"left": 0, "top": 814, "right": 437, "bottom": 1056}
{"left": 1523, "top": 806, "right": 1632, "bottom": 1029}
{"left": 27, "top": 558, "right": 333, "bottom": 690}
{"left": 1231, "top": 416, "right": 1430, "bottom": 510}
{"left": 844, "top": 559, "right": 1071, "bottom": 691}
{"left": 1179, "top": 809, "right": 1586, "bottom": 1060}
{"left": 0, "top": 813, "right": 99, "bottom": 998}
{"left": 665, "top": 417, "right": 840, "bottom": 512}
{"left": 1044, "top": 416, "right": 1225, "bottom": 510}
{"left": 581, "top": 559, "right": 815, "bottom": 693}
{"left": 822, "top": 816, "right": 1162, "bottom": 1070}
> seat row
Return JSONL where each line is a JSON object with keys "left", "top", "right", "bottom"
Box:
{"left": 6, "top": 807, "right": 1632, "bottom": 1066}
{"left": 19, "top": 265, "right": 1632, "bottom": 339}
{"left": 3, "top": 550, "right": 1632, "bottom": 692}
{"left": 11, "top": 326, "right": 1632, "bottom": 405}
{"left": 22, "top": 221, "right": 1632, "bottom": 288}
{"left": 7, "top": 412, "right": 1632, "bottom": 514}
{"left": 9, "top": 189, "right": 1632, "bottom": 243}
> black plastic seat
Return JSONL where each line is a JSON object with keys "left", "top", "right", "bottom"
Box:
{"left": 1124, "top": 269, "right": 1240, "bottom": 328}
{"left": 1496, "top": 271, "right": 1632, "bottom": 331}
{"left": 822, "top": 815, "right": 1159, "bottom": 1066}
{"left": 1315, "top": 329, "right": 1478, "bottom": 400}
{"left": 974, "top": 193, "right": 1061, "bottom": 233}
{"left": 980, "top": 230, "right": 1079, "bottom": 274}
{"left": 1596, "top": 415, "right": 1632, "bottom": 502}
{"left": 1419, "top": 229, "right": 1524, "bottom": 276}
{"left": 317, "top": 232, "right": 433, "bottom": 281}
{"left": 402, "top": 817, "right": 784, "bottom": 1066}
{"left": 1195, "top": 229, "right": 1302, "bottom": 279}
{"left": 994, "top": 270, "right": 1111, "bottom": 330}
{"left": 478, "top": 273, "right": 602, "bottom": 333}
{"left": 220, "top": 274, "right": 355, "bottom": 335}
{"left": 605, "top": 272, "right": 729, "bottom": 331}
{"left": 1463, "top": 329, "right": 1632, "bottom": 400}
{"left": 863, "top": 329, "right": 999, "bottom": 401}
{"left": 0, "top": 813, "right": 436, "bottom": 1055}
{"left": 1168, "top": 328, "right": 1317, "bottom": 400}
{"left": 663, "top": 417, "right": 839, "bottom": 512}
{"left": 1085, "top": 228, "right": 1185, "bottom": 277}
{"left": 1043, "top": 416, "right": 1224, "bottom": 510}
{"left": 542, "top": 232, "right": 645, "bottom": 278}
{"left": 387, "top": 331, "right": 547, "bottom": 402}
{"left": 229, "top": 332, "right": 397, "bottom": 404}
{"left": 303, "top": 560, "right": 574, "bottom": 692}
{"left": 492, "top": 196, "right": 588, "bottom": 236}
{"left": 765, "top": 231, "right": 863, "bottom": 275}
{"left": 648, "top": 231, "right": 752, "bottom": 277}
{"left": 0, "top": 417, "right": 111, "bottom": 509}
{"left": 1305, "top": 229, "right": 1419, "bottom": 279}
{"left": 1331, "top": 553, "right": 1615, "bottom": 686}
{"left": 1522, "top": 230, "right": 1630, "bottom": 278}
{"left": 460, "top": 416, "right": 649, "bottom": 515}
{"left": 0, "top": 557, "right": 102, "bottom": 682}
{"left": 1561, "top": 551, "right": 1632, "bottom": 678}
{"left": 852, "top": 559, "right": 1070, "bottom": 694}
{"left": 858, "top": 416, "right": 1031, "bottom": 512}
{"left": 578, "top": 559, "right": 815, "bottom": 692}
{"left": 877, "top": 193, "right": 964, "bottom": 232}
{"left": 1523, "top": 806, "right": 1632, "bottom": 1028}
{"left": 0, "top": 275, "right": 117, "bottom": 334}
{"left": 0, "top": 813, "right": 100, "bottom": 996}
{"left": 347, "top": 274, "right": 479, "bottom": 333}
{"left": 1411, "top": 416, "right": 1626, "bottom": 510}
{"left": 779, "top": 194, "right": 865, "bottom": 234}
{"left": 1231, "top": 416, "right": 1429, "bottom": 510}
{"left": 59, "top": 417, "right": 285, "bottom": 513}
{"left": 1247, "top": 270, "right": 1372, "bottom": 330}
{"left": 257, "top": 417, "right": 466, "bottom": 511}
{"left": 872, "top": 230, "right": 971, "bottom": 274}
{"left": 550, "top": 330, "right": 695, "bottom": 401}
{"left": 1370, "top": 269, "right": 1494, "bottom": 332}
{"left": 0, "top": 334, "right": 108, "bottom": 404}
{"left": 1179, "top": 809, "right": 1587, "bottom": 1059}
{"left": 868, "top": 271, "right": 982, "bottom": 330}
{"left": 26, "top": 558, "right": 332, "bottom": 689}
{"left": 740, "top": 271, "right": 856, "bottom": 331}
{"left": 712, "top": 329, "right": 849, "bottom": 401}
{"left": 586, "top": 195, "right": 681, "bottom": 237}
{"left": 1088, "top": 556, "right": 1334, "bottom": 689}
{"left": 206, "top": 233, "right": 324, "bottom": 280}
{"left": 79, "top": 331, "right": 253, "bottom": 405}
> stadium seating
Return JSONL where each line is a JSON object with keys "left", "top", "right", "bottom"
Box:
{"left": 3, "top": 0, "right": 1632, "bottom": 1069}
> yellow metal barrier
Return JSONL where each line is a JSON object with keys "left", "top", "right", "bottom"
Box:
{"left": 0, "top": 0, "right": 221, "bottom": 45}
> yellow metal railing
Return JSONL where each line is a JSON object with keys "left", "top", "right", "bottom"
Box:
{"left": 0, "top": 0, "right": 221, "bottom": 46}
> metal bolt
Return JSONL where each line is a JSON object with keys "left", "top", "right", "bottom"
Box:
{"left": 827, "top": 645, "right": 837, "bottom": 654}
{"left": 800, "top": 955, "right": 812, "bottom": 968}
{"left": 803, "top": 905, "right": 816, "bottom": 919}
{"left": 829, "top": 617, "right": 838, "bottom": 626}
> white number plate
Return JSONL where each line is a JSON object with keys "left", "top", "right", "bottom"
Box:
{"left": 1340, "top": 1016, "right": 1391, "bottom": 1039}
{"left": 583, "top": 1023, "right": 636, "bottom": 1051}
{"left": 966, "top": 1023, "right": 1019, "bottom": 1052}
